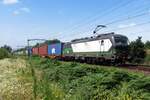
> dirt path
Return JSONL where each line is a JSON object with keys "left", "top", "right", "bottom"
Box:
{"left": 0, "top": 58, "right": 33, "bottom": 100}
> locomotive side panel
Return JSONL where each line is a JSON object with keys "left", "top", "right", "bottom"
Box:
{"left": 62, "top": 43, "right": 73, "bottom": 56}
{"left": 70, "top": 39, "right": 113, "bottom": 58}
{"left": 71, "top": 39, "right": 112, "bottom": 53}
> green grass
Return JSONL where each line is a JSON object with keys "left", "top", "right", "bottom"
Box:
{"left": 26, "top": 56, "right": 150, "bottom": 100}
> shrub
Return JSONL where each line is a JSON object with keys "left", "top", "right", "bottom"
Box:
{"left": 111, "top": 71, "right": 133, "bottom": 82}
{"left": 1, "top": 45, "right": 12, "bottom": 53}
{"left": 129, "top": 77, "right": 150, "bottom": 92}
{"left": 0, "top": 48, "right": 10, "bottom": 59}
{"left": 129, "top": 37, "right": 146, "bottom": 64}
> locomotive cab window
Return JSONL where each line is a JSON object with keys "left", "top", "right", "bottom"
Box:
{"left": 114, "top": 36, "right": 128, "bottom": 45}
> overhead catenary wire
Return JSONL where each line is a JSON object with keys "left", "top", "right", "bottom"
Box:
{"left": 64, "top": 21, "right": 150, "bottom": 42}
{"left": 103, "top": 21, "right": 150, "bottom": 33}
{"left": 83, "top": 4, "right": 150, "bottom": 33}
{"left": 65, "top": 1, "right": 134, "bottom": 31}
{"left": 66, "top": 7, "right": 150, "bottom": 38}
{"left": 52, "top": 0, "right": 135, "bottom": 38}
{"left": 61, "top": 20, "right": 150, "bottom": 42}
{"left": 57, "top": 1, "right": 150, "bottom": 40}
{"left": 105, "top": 12, "right": 150, "bottom": 26}
{"left": 85, "top": 7, "right": 150, "bottom": 33}
{"left": 58, "top": 10, "right": 150, "bottom": 40}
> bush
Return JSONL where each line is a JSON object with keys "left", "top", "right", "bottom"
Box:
{"left": 0, "top": 48, "right": 10, "bottom": 59}
{"left": 111, "top": 71, "right": 133, "bottom": 82}
{"left": 129, "top": 37, "right": 146, "bottom": 64}
{"left": 1, "top": 45, "right": 12, "bottom": 53}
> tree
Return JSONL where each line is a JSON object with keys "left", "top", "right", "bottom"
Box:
{"left": 129, "top": 37, "right": 146, "bottom": 64}
{"left": 1, "top": 45, "right": 12, "bottom": 53}
{"left": 44, "top": 39, "right": 61, "bottom": 44}
{"left": 33, "top": 39, "right": 61, "bottom": 47}
{"left": 145, "top": 41, "right": 150, "bottom": 49}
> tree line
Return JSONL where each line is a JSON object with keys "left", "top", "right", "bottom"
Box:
{"left": 0, "top": 45, "right": 12, "bottom": 59}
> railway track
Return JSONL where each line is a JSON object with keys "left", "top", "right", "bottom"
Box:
{"left": 117, "top": 64, "right": 150, "bottom": 75}
{"left": 70, "top": 60, "right": 150, "bottom": 75}
{"left": 63, "top": 59, "right": 150, "bottom": 75}
{"left": 62, "top": 58, "right": 150, "bottom": 75}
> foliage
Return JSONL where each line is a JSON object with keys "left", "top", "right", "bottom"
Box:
{"left": 28, "top": 57, "right": 150, "bottom": 100}
{"left": 14, "top": 48, "right": 26, "bottom": 53}
{"left": 129, "top": 37, "right": 146, "bottom": 64}
{"left": 34, "top": 39, "right": 61, "bottom": 47}
{"left": 0, "top": 48, "right": 10, "bottom": 59}
{"left": 1, "top": 45, "right": 12, "bottom": 53}
{"left": 44, "top": 39, "right": 61, "bottom": 44}
{"left": 145, "top": 41, "right": 150, "bottom": 49}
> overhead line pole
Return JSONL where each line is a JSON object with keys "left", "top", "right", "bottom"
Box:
{"left": 27, "top": 38, "right": 47, "bottom": 100}
{"left": 27, "top": 39, "right": 47, "bottom": 56}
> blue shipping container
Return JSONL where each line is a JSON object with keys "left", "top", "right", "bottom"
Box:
{"left": 48, "top": 43, "right": 62, "bottom": 56}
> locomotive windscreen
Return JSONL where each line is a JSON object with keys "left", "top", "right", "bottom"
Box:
{"left": 114, "top": 36, "right": 128, "bottom": 45}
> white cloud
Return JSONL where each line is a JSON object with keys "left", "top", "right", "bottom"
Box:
{"left": 118, "top": 23, "right": 136, "bottom": 28}
{"left": 2, "top": 0, "right": 19, "bottom": 5}
{"left": 12, "top": 7, "right": 30, "bottom": 16}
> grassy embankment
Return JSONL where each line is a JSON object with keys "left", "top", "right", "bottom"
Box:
{"left": 25, "top": 56, "right": 150, "bottom": 100}
{"left": 0, "top": 58, "right": 33, "bottom": 100}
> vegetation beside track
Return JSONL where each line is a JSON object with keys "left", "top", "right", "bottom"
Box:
{"left": 27, "top": 56, "right": 150, "bottom": 100}
{"left": 0, "top": 56, "right": 150, "bottom": 100}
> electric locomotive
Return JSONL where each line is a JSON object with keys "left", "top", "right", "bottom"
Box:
{"left": 62, "top": 32, "right": 129, "bottom": 64}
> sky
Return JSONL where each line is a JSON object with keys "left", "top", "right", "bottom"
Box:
{"left": 0, "top": 0, "right": 150, "bottom": 49}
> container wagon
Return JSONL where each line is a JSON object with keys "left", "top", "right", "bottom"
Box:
{"left": 39, "top": 44, "right": 48, "bottom": 57}
{"left": 48, "top": 43, "right": 63, "bottom": 59}
{"left": 32, "top": 47, "right": 39, "bottom": 55}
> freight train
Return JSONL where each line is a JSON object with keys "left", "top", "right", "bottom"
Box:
{"left": 30, "top": 32, "right": 129, "bottom": 64}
